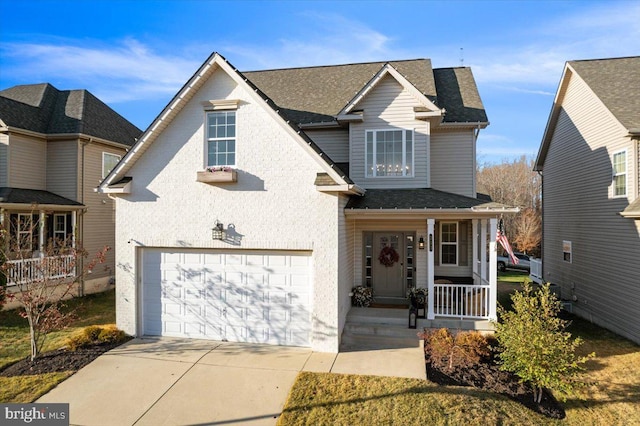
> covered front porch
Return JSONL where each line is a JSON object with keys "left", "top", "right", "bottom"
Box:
{"left": 344, "top": 188, "right": 518, "bottom": 327}
{"left": 0, "top": 188, "right": 84, "bottom": 287}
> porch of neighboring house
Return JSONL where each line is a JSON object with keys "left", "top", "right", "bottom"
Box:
{"left": 0, "top": 188, "right": 84, "bottom": 288}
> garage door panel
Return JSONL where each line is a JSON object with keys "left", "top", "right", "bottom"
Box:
{"left": 143, "top": 249, "right": 312, "bottom": 346}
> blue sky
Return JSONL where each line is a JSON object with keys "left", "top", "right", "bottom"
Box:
{"left": 1, "top": 0, "right": 638, "bottom": 163}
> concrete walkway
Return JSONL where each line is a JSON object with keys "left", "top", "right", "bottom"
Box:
{"left": 37, "top": 337, "right": 425, "bottom": 426}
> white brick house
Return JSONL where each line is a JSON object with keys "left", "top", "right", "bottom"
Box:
{"left": 99, "top": 53, "right": 515, "bottom": 352}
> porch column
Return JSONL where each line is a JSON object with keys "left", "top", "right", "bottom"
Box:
{"left": 71, "top": 211, "right": 77, "bottom": 248}
{"left": 38, "top": 211, "right": 45, "bottom": 258}
{"left": 480, "top": 219, "right": 487, "bottom": 283}
{"left": 427, "top": 218, "right": 435, "bottom": 320}
{"left": 489, "top": 218, "right": 498, "bottom": 320}
{"left": 472, "top": 219, "right": 479, "bottom": 280}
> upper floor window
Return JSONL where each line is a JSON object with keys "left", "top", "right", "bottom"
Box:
{"left": 366, "top": 129, "right": 413, "bottom": 177}
{"left": 612, "top": 150, "right": 627, "bottom": 197}
{"left": 102, "top": 153, "right": 121, "bottom": 178}
{"left": 207, "top": 111, "right": 236, "bottom": 167}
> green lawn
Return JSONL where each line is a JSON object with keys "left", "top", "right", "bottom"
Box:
{"left": 0, "top": 290, "right": 116, "bottom": 403}
{"left": 279, "top": 295, "right": 640, "bottom": 425}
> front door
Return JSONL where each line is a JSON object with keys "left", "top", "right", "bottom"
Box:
{"left": 372, "top": 233, "right": 405, "bottom": 298}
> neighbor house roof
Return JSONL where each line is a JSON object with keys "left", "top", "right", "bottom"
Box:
{"left": 535, "top": 56, "right": 640, "bottom": 170}
{"left": 244, "top": 60, "right": 487, "bottom": 125}
{"left": 568, "top": 57, "right": 640, "bottom": 131}
{"left": 0, "top": 83, "right": 141, "bottom": 146}
{"left": 0, "top": 187, "right": 84, "bottom": 207}
{"left": 345, "top": 188, "right": 513, "bottom": 212}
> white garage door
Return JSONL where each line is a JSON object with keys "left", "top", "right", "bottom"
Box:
{"left": 142, "top": 249, "right": 312, "bottom": 346}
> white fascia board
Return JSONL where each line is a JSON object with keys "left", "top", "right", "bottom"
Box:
{"left": 0, "top": 203, "right": 85, "bottom": 211}
{"left": 340, "top": 64, "right": 442, "bottom": 116}
{"left": 98, "top": 54, "right": 218, "bottom": 193}
{"left": 316, "top": 184, "right": 365, "bottom": 195}
{"left": 344, "top": 206, "right": 518, "bottom": 218}
{"left": 100, "top": 181, "right": 132, "bottom": 194}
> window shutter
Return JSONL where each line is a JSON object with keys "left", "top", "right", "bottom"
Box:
{"left": 458, "top": 221, "right": 468, "bottom": 266}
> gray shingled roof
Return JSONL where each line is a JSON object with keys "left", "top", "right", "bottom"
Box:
{"left": 244, "top": 59, "right": 487, "bottom": 125}
{"left": 0, "top": 83, "right": 142, "bottom": 146}
{"left": 345, "top": 188, "right": 504, "bottom": 210}
{"left": 0, "top": 187, "right": 84, "bottom": 206}
{"left": 569, "top": 57, "right": 640, "bottom": 130}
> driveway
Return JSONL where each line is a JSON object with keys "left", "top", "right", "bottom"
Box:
{"left": 37, "top": 337, "right": 425, "bottom": 426}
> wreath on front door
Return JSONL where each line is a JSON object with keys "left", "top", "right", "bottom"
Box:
{"left": 378, "top": 246, "right": 400, "bottom": 267}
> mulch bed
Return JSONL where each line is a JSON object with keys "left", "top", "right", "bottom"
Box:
{"left": 424, "top": 340, "right": 566, "bottom": 419}
{"left": 0, "top": 339, "right": 132, "bottom": 377}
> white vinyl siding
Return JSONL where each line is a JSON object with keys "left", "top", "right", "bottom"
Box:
{"left": 541, "top": 69, "right": 640, "bottom": 344}
{"left": 304, "top": 129, "right": 349, "bottom": 162}
{"left": 47, "top": 140, "right": 79, "bottom": 200}
{"left": 612, "top": 150, "right": 627, "bottom": 197}
{"left": 8, "top": 133, "right": 47, "bottom": 189}
{"left": 430, "top": 130, "right": 476, "bottom": 197}
{"left": 102, "top": 152, "right": 121, "bottom": 178}
{"left": 349, "top": 74, "right": 428, "bottom": 189}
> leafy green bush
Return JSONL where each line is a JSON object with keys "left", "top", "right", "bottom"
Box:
{"left": 494, "top": 282, "right": 595, "bottom": 403}
{"left": 423, "top": 328, "right": 490, "bottom": 370}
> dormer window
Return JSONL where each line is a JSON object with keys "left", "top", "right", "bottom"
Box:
{"left": 365, "top": 129, "right": 414, "bottom": 177}
{"left": 206, "top": 111, "right": 236, "bottom": 167}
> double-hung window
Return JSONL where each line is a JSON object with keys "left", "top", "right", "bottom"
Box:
{"left": 207, "top": 111, "right": 236, "bottom": 167}
{"left": 366, "top": 129, "right": 413, "bottom": 177}
{"left": 440, "top": 222, "right": 458, "bottom": 265}
{"left": 17, "top": 213, "right": 34, "bottom": 251}
{"left": 612, "top": 150, "right": 627, "bottom": 197}
{"left": 54, "top": 214, "right": 67, "bottom": 244}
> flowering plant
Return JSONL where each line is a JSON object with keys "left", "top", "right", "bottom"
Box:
{"left": 205, "top": 166, "right": 234, "bottom": 173}
{"left": 406, "top": 287, "right": 428, "bottom": 306}
{"left": 350, "top": 285, "right": 373, "bottom": 307}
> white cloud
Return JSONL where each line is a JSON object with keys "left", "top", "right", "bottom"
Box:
{"left": 1, "top": 38, "right": 200, "bottom": 103}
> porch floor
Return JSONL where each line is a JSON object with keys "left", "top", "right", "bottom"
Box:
{"left": 341, "top": 307, "right": 495, "bottom": 352}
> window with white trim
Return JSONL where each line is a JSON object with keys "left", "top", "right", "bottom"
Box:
{"left": 440, "top": 222, "right": 458, "bottom": 265}
{"left": 17, "top": 213, "right": 34, "bottom": 251}
{"left": 102, "top": 153, "right": 121, "bottom": 178}
{"left": 207, "top": 111, "right": 236, "bottom": 167}
{"left": 366, "top": 129, "right": 413, "bottom": 177}
{"left": 612, "top": 150, "right": 627, "bottom": 197}
{"left": 54, "top": 214, "right": 67, "bottom": 244}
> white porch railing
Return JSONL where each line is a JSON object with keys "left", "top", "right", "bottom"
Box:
{"left": 5, "top": 255, "right": 76, "bottom": 286}
{"left": 530, "top": 258, "right": 543, "bottom": 284}
{"left": 433, "top": 283, "right": 489, "bottom": 319}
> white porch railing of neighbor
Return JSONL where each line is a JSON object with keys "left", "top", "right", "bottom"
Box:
{"left": 6, "top": 255, "right": 76, "bottom": 286}
{"left": 433, "top": 283, "right": 490, "bottom": 319}
{"left": 529, "top": 258, "right": 543, "bottom": 284}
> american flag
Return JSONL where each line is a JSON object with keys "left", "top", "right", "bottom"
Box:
{"left": 497, "top": 229, "right": 519, "bottom": 265}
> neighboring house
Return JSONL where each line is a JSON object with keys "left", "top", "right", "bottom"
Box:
{"left": 99, "top": 53, "right": 516, "bottom": 352}
{"left": 534, "top": 56, "right": 640, "bottom": 344}
{"left": 0, "top": 83, "right": 141, "bottom": 299}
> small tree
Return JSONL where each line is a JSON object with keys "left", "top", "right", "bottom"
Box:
{"left": 0, "top": 213, "right": 110, "bottom": 361}
{"left": 494, "top": 283, "right": 594, "bottom": 403}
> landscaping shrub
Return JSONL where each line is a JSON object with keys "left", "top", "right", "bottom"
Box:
{"left": 67, "top": 324, "right": 127, "bottom": 351}
{"left": 494, "top": 282, "right": 595, "bottom": 403}
{"left": 423, "top": 328, "right": 490, "bottom": 371}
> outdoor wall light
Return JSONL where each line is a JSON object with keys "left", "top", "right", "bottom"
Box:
{"left": 418, "top": 236, "right": 425, "bottom": 250}
{"left": 212, "top": 221, "right": 225, "bottom": 240}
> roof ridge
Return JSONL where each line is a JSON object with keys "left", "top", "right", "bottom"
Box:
{"left": 243, "top": 58, "right": 430, "bottom": 73}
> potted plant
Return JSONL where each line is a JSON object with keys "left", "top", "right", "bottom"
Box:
{"left": 407, "top": 287, "right": 428, "bottom": 318}
{"left": 350, "top": 285, "right": 373, "bottom": 307}
{"left": 196, "top": 166, "right": 237, "bottom": 183}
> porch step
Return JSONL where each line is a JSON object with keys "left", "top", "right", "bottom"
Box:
{"left": 340, "top": 307, "right": 496, "bottom": 351}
